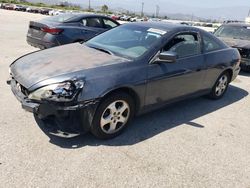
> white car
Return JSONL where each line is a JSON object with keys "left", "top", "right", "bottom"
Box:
{"left": 48, "top": 9, "right": 56, "bottom": 16}
{"left": 130, "top": 17, "right": 137, "bottom": 22}
{"left": 26, "top": 7, "right": 31, "bottom": 12}
{"left": 148, "top": 18, "right": 161, "bottom": 22}
{"left": 136, "top": 18, "right": 144, "bottom": 22}
{"left": 54, "top": 10, "right": 66, "bottom": 16}
{"left": 120, "top": 15, "right": 131, "bottom": 21}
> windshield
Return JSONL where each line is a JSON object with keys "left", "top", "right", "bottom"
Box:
{"left": 86, "top": 25, "right": 165, "bottom": 59}
{"left": 215, "top": 25, "right": 250, "bottom": 40}
{"left": 44, "top": 14, "right": 77, "bottom": 23}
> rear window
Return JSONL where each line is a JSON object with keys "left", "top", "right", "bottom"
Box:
{"left": 44, "top": 14, "right": 77, "bottom": 23}
{"left": 203, "top": 33, "right": 224, "bottom": 52}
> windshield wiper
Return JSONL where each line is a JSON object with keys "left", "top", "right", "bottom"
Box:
{"left": 89, "top": 46, "right": 114, "bottom": 55}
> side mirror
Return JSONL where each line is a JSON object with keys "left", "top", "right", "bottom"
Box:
{"left": 156, "top": 51, "right": 177, "bottom": 63}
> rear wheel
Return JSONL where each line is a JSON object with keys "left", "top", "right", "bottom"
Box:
{"left": 208, "top": 72, "right": 230, "bottom": 99}
{"left": 91, "top": 92, "right": 135, "bottom": 139}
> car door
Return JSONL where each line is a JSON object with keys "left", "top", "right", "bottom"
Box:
{"left": 80, "top": 17, "right": 106, "bottom": 40}
{"left": 145, "top": 32, "right": 206, "bottom": 106}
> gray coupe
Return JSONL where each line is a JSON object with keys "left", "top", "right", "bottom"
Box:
{"left": 8, "top": 22, "right": 241, "bottom": 139}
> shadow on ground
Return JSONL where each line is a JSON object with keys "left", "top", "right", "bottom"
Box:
{"left": 35, "top": 85, "right": 248, "bottom": 149}
{"left": 239, "top": 71, "right": 250, "bottom": 77}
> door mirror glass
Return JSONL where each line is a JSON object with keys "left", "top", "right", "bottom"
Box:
{"left": 156, "top": 51, "right": 177, "bottom": 63}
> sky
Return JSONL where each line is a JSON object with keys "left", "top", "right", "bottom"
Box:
{"left": 77, "top": 0, "right": 250, "bottom": 9}
{"left": 30, "top": 0, "right": 250, "bottom": 20}
{"left": 85, "top": 0, "right": 250, "bottom": 19}
{"left": 161, "top": 0, "right": 250, "bottom": 8}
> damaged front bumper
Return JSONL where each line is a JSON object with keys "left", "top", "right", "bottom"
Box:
{"left": 7, "top": 78, "right": 99, "bottom": 138}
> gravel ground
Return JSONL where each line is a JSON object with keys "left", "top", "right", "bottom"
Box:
{"left": 0, "top": 9, "right": 250, "bottom": 188}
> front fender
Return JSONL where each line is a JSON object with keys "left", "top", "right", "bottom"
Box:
{"left": 77, "top": 63, "right": 147, "bottom": 108}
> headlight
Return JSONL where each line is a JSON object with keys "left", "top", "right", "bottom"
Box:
{"left": 28, "top": 80, "right": 84, "bottom": 102}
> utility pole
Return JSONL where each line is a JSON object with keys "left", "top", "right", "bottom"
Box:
{"left": 88, "top": 0, "right": 91, "bottom": 11}
{"left": 248, "top": 8, "right": 250, "bottom": 16}
{"left": 156, "top": 5, "right": 160, "bottom": 18}
{"left": 141, "top": 2, "right": 144, "bottom": 17}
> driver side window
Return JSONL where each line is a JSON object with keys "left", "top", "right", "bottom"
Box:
{"left": 163, "top": 33, "right": 201, "bottom": 58}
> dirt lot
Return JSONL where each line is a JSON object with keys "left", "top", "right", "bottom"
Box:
{"left": 0, "top": 9, "right": 250, "bottom": 188}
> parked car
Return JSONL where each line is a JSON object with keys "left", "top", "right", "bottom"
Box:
{"left": 40, "top": 8, "right": 52, "bottom": 15}
{"left": 26, "top": 13, "right": 120, "bottom": 49}
{"left": 130, "top": 17, "right": 137, "bottom": 22}
{"left": 48, "top": 9, "right": 56, "bottom": 16}
{"left": 202, "top": 23, "right": 213, "bottom": 27}
{"left": 214, "top": 23, "right": 250, "bottom": 72}
{"left": 3, "top": 3, "right": 15, "bottom": 10}
{"left": 8, "top": 22, "right": 240, "bottom": 139}
{"left": 120, "top": 15, "right": 131, "bottom": 21}
{"left": 27, "top": 7, "right": 40, "bottom": 13}
{"left": 53, "top": 10, "right": 66, "bottom": 16}
{"left": 130, "top": 17, "right": 144, "bottom": 22}
{"left": 111, "top": 15, "right": 120, "bottom": 20}
{"left": 14, "top": 5, "right": 26, "bottom": 11}
{"left": 148, "top": 18, "right": 161, "bottom": 22}
{"left": 25, "top": 7, "right": 31, "bottom": 12}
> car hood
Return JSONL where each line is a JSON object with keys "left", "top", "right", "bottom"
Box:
{"left": 218, "top": 37, "right": 250, "bottom": 49}
{"left": 10, "top": 43, "right": 129, "bottom": 89}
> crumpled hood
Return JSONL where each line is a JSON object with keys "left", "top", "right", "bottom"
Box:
{"left": 218, "top": 37, "right": 250, "bottom": 49}
{"left": 10, "top": 43, "right": 128, "bottom": 88}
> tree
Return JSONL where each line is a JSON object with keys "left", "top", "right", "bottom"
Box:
{"left": 101, "top": 4, "right": 108, "bottom": 13}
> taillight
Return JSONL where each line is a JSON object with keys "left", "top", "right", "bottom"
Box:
{"left": 41, "top": 27, "right": 63, "bottom": 35}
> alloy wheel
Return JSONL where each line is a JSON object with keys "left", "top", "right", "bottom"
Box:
{"left": 100, "top": 100, "right": 130, "bottom": 134}
{"left": 215, "top": 75, "right": 228, "bottom": 96}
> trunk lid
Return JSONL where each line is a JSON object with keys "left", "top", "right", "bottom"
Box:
{"left": 27, "top": 20, "right": 60, "bottom": 39}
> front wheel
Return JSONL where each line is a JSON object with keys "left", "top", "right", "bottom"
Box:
{"left": 91, "top": 92, "right": 135, "bottom": 139}
{"left": 208, "top": 72, "right": 230, "bottom": 99}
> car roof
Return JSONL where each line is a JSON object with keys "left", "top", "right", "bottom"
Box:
{"left": 59, "top": 13, "right": 117, "bottom": 23}
{"left": 63, "top": 13, "right": 113, "bottom": 19}
{"left": 222, "top": 23, "right": 250, "bottom": 27}
{"left": 125, "top": 21, "right": 200, "bottom": 32}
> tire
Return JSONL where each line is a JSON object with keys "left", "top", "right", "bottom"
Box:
{"left": 208, "top": 72, "right": 230, "bottom": 100}
{"left": 75, "top": 39, "right": 85, "bottom": 44}
{"left": 91, "top": 92, "right": 135, "bottom": 139}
